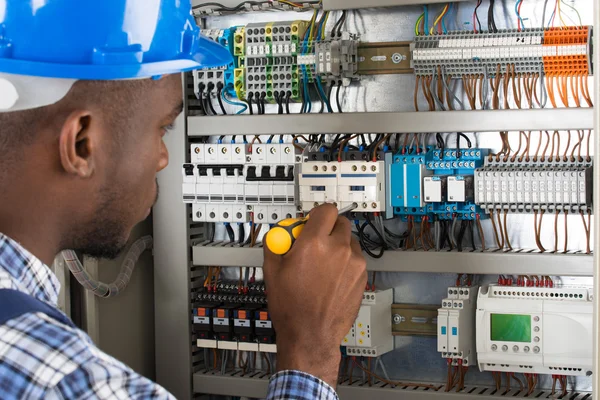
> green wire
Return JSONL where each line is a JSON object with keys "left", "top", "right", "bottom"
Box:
{"left": 415, "top": 13, "right": 424, "bottom": 36}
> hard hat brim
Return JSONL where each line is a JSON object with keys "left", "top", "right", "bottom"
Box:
{"left": 0, "top": 34, "right": 233, "bottom": 80}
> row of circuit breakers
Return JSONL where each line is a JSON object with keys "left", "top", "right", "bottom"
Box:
{"left": 192, "top": 282, "right": 593, "bottom": 377}
{"left": 182, "top": 143, "right": 593, "bottom": 224}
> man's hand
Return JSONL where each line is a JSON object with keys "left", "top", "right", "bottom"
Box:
{"left": 263, "top": 204, "right": 367, "bottom": 389}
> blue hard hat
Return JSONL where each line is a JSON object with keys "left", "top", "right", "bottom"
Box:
{"left": 0, "top": 0, "right": 233, "bottom": 80}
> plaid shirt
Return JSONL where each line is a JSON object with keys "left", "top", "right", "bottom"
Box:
{"left": 0, "top": 233, "right": 338, "bottom": 400}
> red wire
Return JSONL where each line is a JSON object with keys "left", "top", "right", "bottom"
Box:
{"left": 517, "top": 0, "right": 524, "bottom": 31}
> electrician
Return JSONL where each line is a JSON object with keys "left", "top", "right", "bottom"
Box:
{"left": 0, "top": 1, "right": 366, "bottom": 399}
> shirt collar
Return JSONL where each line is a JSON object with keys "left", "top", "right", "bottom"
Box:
{"left": 0, "top": 233, "right": 60, "bottom": 305}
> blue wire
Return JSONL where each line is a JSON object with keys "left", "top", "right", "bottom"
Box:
{"left": 515, "top": 0, "right": 525, "bottom": 30}
{"left": 441, "top": 3, "right": 451, "bottom": 34}
{"left": 547, "top": 8, "right": 555, "bottom": 28}
{"left": 221, "top": 89, "right": 248, "bottom": 114}
{"left": 315, "top": 80, "right": 333, "bottom": 112}
{"left": 423, "top": 5, "right": 429, "bottom": 35}
{"left": 302, "top": 66, "right": 312, "bottom": 113}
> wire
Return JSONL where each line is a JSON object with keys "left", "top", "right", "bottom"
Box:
{"left": 216, "top": 87, "right": 228, "bottom": 115}
{"left": 247, "top": 92, "right": 254, "bottom": 115}
{"left": 473, "top": 0, "right": 483, "bottom": 33}
{"left": 335, "top": 81, "right": 343, "bottom": 113}
{"left": 221, "top": 90, "right": 248, "bottom": 114}
{"left": 515, "top": 0, "right": 525, "bottom": 31}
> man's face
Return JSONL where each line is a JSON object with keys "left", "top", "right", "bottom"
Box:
{"left": 70, "top": 74, "right": 183, "bottom": 259}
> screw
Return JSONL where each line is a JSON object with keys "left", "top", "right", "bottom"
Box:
{"left": 393, "top": 314, "right": 405, "bottom": 324}
{"left": 194, "top": 147, "right": 200, "bottom": 154}
{"left": 371, "top": 202, "right": 377, "bottom": 209}
{"left": 371, "top": 165, "right": 377, "bottom": 171}
{"left": 332, "top": 166, "right": 337, "bottom": 171}
{"left": 246, "top": 156, "right": 252, "bottom": 162}
{"left": 352, "top": 165, "right": 358, "bottom": 171}
{"left": 221, "top": 147, "right": 227, "bottom": 154}
{"left": 362, "top": 202, "right": 367, "bottom": 208}
{"left": 284, "top": 147, "right": 291, "bottom": 154}
{"left": 361, "top": 165, "right": 367, "bottom": 171}
{"left": 270, "top": 147, "right": 276, "bottom": 154}
{"left": 235, "top": 147, "right": 241, "bottom": 154}
{"left": 236, "top": 212, "right": 242, "bottom": 219}
{"left": 322, "top": 166, "right": 328, "bottom": 171}
{"left": 208, "top": 147, "right": 214, "bottom": 154}
{"left": 196, "top": 211, "right": 202, "bottom": 218}
{"left": 313, "top": 166, "right": 318, "bottom": 171}
{"left": 256, "top": 147, "right": 262, "bottom": 154}
{"left": 314, "top": 202, "right": 319, "bottom": 207}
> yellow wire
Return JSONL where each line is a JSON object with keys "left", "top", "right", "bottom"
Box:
{"left": 430, "top": 4, "right": 449, "bottom": 35}
{"left": 557, "top": 0, "right": 567, "bottom": 28}
{"left": 560, "top": 0, "right": 582, "bottom": 26}
{"left": 321, "top": 11, "right": 330, "bottom": 40}
{"left": 277, "top": 0, "right": 302, "bottom": 7}
{"left": 415, "top": 14, "right": 424, "bottom": 36}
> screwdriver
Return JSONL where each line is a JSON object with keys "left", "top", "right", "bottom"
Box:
{"left": 265, "top": 203, "right": 358, "bottom": 255}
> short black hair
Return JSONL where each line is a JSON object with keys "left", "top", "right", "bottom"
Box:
{"left": 0, "top": 79, "right": 155, "bottom": 175}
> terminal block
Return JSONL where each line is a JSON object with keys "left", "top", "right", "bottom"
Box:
{"left": 411, "top": 27, "right": 592, "bottom": 77}
{"left": 343, "top": 289, "right": 394, "bottom": 358}
{"left": 438, "top": 287, "right": 478, "bottom": 366}
{"left": 391, "top": 148, "right": 487, "bottom": 221}
{"left": 194, "top": 28, "right": 238, "bottom": 99}
{"left": 314, "top": 32, "right": 359, "bottom": 85}
{"left": 476, "top": 285, "right": 593, "bottom": 376}
{"left": 474, "top": 159, "right": 593, "bottom": 213}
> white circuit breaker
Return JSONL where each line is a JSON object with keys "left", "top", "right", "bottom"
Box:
{"left": 476, "top": 285, "right": 593, "bottom": 376}
{"left": 299, "top": 158, "right": 389, "bottom": 215}
{"left": 184, "top": 143, "right": 300, "bottom": 225}
{"left": 343, "top": 289, "right": 394, "bottom": 358}
{"left": 438, "top": 286, "right": 478, "bottom": 366}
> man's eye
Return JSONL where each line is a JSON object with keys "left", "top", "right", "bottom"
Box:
{"left": 165, "top": 123, "right": 176, "bottom": 131}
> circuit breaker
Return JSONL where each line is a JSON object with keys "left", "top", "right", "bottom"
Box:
{"left": 343, "top": 289, "right": 393, "bottom": 358}
{"left": 438, "top": 286, "right": 477, "bottom": 366}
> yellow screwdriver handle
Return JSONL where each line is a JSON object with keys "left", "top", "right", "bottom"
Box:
{"left": 265, "top": 217, "right": 308, "bottom": 255}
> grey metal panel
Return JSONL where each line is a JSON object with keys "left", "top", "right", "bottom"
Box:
{"left": 188, "top": 109, "right": 594, "bottom": 136}
{"left": 192, "top": 373, "right": 591, "bottom": 399}
{"left": 323, "top": 0, "right": 470, "bottom": 10}
{"left": 192, "top": 244, "right": 594, "bottom": 276}
{"left": 592, "top": 0, "right": 600, "bottom": 396}
{"left": 153, "top": 78, "right": 193, "bottom": 400}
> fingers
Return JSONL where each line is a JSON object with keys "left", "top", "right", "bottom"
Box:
{"left": 299, "top": 203, "right": 339, "bottom": 238}
{"left": 330, "top": 216, "right": 352, "bottom": 245}
{"left": 350, "top": 236, "right": 363, "bottom": 257}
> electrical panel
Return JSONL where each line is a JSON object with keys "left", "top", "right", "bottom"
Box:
{"left": 438, "top": 286, "right": 477, "bottom": 367}
{"left": 342, "top": 289, "right": 394, "bottom": 358}
{"left": 476, "top": 285, "right": 593, "bottom": 376}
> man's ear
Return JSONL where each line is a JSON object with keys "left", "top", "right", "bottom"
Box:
{"left": 58, "top": 110, "right": 96, "bottom": 178}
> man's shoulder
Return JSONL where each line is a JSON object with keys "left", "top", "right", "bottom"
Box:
{"left": 0, "top": 311, "right": 125, "bottom": 398}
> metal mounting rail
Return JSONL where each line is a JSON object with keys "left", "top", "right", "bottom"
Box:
{"left": 192, "top": 243, "right": 593, "bottom": 276}
{"left": 192, "top": 372, "right": 592, "bottom": 399}
{"left": 187, "top": 108, "right": 594, "bottom": 136}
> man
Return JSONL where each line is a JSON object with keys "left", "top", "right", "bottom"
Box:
{"left": 0, "top": 1, "right": 367, "bottom": 399}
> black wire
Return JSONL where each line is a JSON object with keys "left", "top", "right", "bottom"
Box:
{"left": 436, "top": 133, "right": 445, "bottom": 156}
{"left": 474, "top": 0, "right": 483, "bottom": 32}
{"left": 217, "top": 87, "right": 227, "bottom": 115}
{"left": 336, "top": 10, "right": 347, "bottom": 37}
{"left": 439, "top": 220, "right": 449, "bottom": 250}
{"left": 279, "top": 135, "right": 284, "bottom": 142}
{"left": 247, "top": 92, "right": 254, "bottom": 115}
{"left": 335, "top": 81, "right": 343, "bottom": 113}
{"left": 285, "top": 92, "right": 291, "bottom": 114}
{"left": 358, "top": 219, "right": 386, "bottom": 259}
{"left": 331, "top": 11, "right": 347, "bottom": 38}
{"left": 456, "top": 132, "right": 472, "bottom": 156}
{"left": 219, "top": 135, "right": 226, "bottom": 142}
{"left": 327, "top": 82, "right": 334, "bottom": 113}
{"left": 197, "top": 83, "right": 207, "bottom": 115}
{"left": 238, "top": 224, "right": 245, "bottom": 245}
{"left": 210, "top": 223, "right": 216, "bottom": 242}
{"left": 268, "top": 135, "right": 275, "bottom": 143}
{"left": 275, "top": 92, "right": 283, "bottom": 114}
{"left": 225, "top": 224, "right": 235, "bottom": 243}
{"left": 243, "top": 135, "right": 248, "bottom": 143}
{"left": 206, "top": 85, "right": 218, "bottom": 115}
{"left": 457, "top": 220, "right": 467, "bottom": 252}
{"left": 488, "top": 0, "right": 498, "bottom": 33}
{"left": 468, "top": 220, "right": 476, "bottom": 252}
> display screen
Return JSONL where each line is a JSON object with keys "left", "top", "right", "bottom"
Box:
{"left": 490, "top": 314, "right": 531, "bottom": 342}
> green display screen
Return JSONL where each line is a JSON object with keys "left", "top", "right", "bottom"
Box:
{"left": 490, "top": 314, "right": 531, "bottom": 342}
